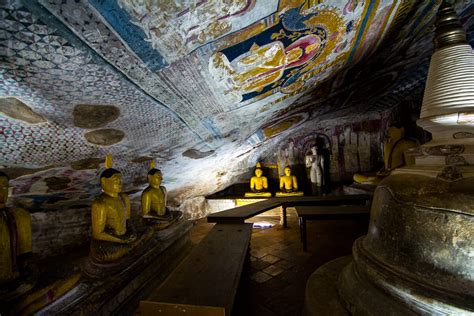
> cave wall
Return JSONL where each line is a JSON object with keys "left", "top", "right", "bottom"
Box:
{"left": 1, "top": 1, "right": 473, "bottom": 256}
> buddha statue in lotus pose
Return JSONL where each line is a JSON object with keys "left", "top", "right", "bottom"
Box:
{"left": 141, "top": 161, "right": 170, "bottom": 219}
{"left": 353, "top": 126, "right": 418, "bottom": 185}
{"left": 276, "top": 166, "right": 304, "bottom": 197}
{"left": 90, "top": 155, "right": 151, "bottom": 263}
{"left": 0, "top": 171, "right": 36, "bottom": 300}
{"left": 245, "top": 162, "right": 271, "bottom": 197}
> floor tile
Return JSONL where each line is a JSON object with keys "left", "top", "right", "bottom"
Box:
{"left": 251, "top": 271, "right": 273, "bottom": 283}
{"left": 274, "top": 259, "right": 293, "bottom": 270}
{"left": 251, "top": 258, "right": 271, "bottom": 270}
{"left": 261, "top": 254, "right": 280, "bottom": 264}
{"left": 183, "top": 214, "right": 368, "bottom": 316}
{"left": 262, "top": 264, "right": 284, "bottom": 277}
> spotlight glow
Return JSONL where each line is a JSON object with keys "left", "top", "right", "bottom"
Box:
{"left": 253, "top": 221, "right": 273, "bottom": 229}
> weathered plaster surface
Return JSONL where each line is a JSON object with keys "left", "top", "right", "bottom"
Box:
{"left": 0, "top": 0, "right": 473, "bottom": 224}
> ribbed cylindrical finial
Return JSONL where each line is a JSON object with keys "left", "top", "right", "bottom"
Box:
{"left": 434, "top": 1, "right": 467, "bottom": 49}
{"left": 418, "top": 1, "right": 474, "bottom": 143}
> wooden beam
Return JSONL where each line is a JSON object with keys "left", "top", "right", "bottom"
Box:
{"left": 207, "top": 195, "right": 372, "bottom": 223}
{"left": 144, "top": 223, "right": 253, "bottom": 315}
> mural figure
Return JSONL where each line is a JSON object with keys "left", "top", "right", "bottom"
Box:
{"left": 211, "top": 34, "right": 323, "bottom": 99}
{"left": 245, "top": 162, "right": 271, "bottom": 197}
{"left": 117, "top": 0, "right": 257, "bottom": 61}
{"left": 353, "top": 126, "right": 418, "bottom": 185}
{"left": 90, "top": 155, "right": 152, "bottom": 263}
{"left": 305, "top": 145, "right": 324, "bottom": 195}
{"left": 276, "top": 166, "right": 304, "bottom": 197}
{"left": 209, "top": 3, "right": 348, "bottom": 104}
{"left": 0, "top": 171, "right": 35, "bottom": 301}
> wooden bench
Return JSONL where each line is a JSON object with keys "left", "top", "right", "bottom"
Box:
{"left": 207, "top": 194, "right": 372, "bottom": 228}
{"left": 139, "top": 223, "right": 253, "bottom": 316}
{"left": 295, "top": 205, "right": 371, "bottom": 252}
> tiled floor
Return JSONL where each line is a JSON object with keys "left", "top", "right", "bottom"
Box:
{"left": 189, "top": 207, "right": 369, "bottom": 316}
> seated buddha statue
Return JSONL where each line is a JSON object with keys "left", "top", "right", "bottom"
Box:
{"left": 276, "top": 166, "right": 304, "bottom": 197}
{"left": 354, "top": 126, "right": 418, "bottom": 185}
{"left": 141, "top": 161, "right": 168, "bottom": 218}
{"left": 90, "top": 155, "right": 151, "bottom": 263}
{"left": 0, "top": 171, "right": 36, "bottom": 300}
{"left": 245, "top": 162, "right": 271, "bottom": 197}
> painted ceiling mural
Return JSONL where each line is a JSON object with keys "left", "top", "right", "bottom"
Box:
{"left": 0, "top": 0, "right": 473, "bottom": 211}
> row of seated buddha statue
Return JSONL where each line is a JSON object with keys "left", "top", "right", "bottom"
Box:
{"left": 244, "top": 127, "right": 415, "bottom": 198}
{"left": 245, "top": 162, "right": 304, "bottom": 197}
{"left": 0, "top": 155, "right": 178, "bottom": 311}
{"left": 91, "top": 156, "right": 176, "bottom": 263}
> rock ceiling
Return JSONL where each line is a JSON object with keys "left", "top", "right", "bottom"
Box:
{"left": 0, "top": 0, "right": 473, "bottom": 210}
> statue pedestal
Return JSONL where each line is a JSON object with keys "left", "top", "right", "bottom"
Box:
{"left": 244, "top": 192, "right": 272, "bottom": 197}
{"left": 342, "top": 183, "right": 376, "bottom": 195}
{"left": 28, "top": 219, "right": 192, "bottom": 315}
{"left": 275, "top": 191, "right": 304, "bottom": 197}
{"left": 142, "top": 210, "right": 183, "bottom": 231}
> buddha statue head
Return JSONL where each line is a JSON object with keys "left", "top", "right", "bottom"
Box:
{"left": 284, "top": 166, "right": 292, "bottom": 177}
{"left": 100, "top": 155, "right": 122, "bottom": 196}
{"left": 254, "top": 162, "right": 264, "bottom": 178}
{"left": 0, "top": 171, "right": 9, "bottom": 208}
{"left": 386, "top": 126, "right": 404, "bottom": 142}
{"left": 147, "top": 163, "right": 163, "bottom": 189}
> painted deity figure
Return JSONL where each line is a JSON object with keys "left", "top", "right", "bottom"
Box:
{"left": 305, "top": 146, "right": 324, "bottom": 195}
{"left": 276, "top": 166, "right": 304, "bottom": 197}
{"left": 117, "top": 0, "right": 255, "bottom": 60}
{"left": 141, "top": 161, "right": 168, "bottom": 219}
{"left": 90, "top": 155, "right": 150, "bottom": 263}
{"left": 245, "top": 162, "right": 271, "bottom": 197}
{"left": 354, "top": 126, "right": 418, "bottom": 185}
{"left": 0, "top": 171, "right": 35, "bottom": 300}
{"left": 210, "top": 35, "right": 322, "bottom": 101}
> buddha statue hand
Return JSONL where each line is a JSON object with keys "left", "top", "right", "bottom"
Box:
{"left": 376, "top": 169, "right": 391, "bottom": 177}
{"left": 125, "top": 233, "right": 137, "bottom": 243}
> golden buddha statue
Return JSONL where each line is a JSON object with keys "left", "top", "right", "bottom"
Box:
{"left": 276, "top": 166, "right": 304, "bottom": 197}
{"left": 141, "top": 161, "right": 169, "bottom": 219}
{"left": 90, "top": 155, "right": 151, "bottom": 263}
{"left": 244, "top": 162, "right": 271, "bottom": 197}
{"left": 0, "top": 171, "right": 36, "bottom": 300}
{"left": 354, "top": 126, "right": 418, "bottom": 185}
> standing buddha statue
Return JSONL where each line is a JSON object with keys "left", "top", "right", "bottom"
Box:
{"left": 305, "top": 145, "right": 325, "bottom": 195}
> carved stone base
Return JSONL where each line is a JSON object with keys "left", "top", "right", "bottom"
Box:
{"left": 0, "top": 260, "right": 37, "bottom": 303}
{"left": 142, "top": 210, "right": 183, "bottom": 231}
{"left": 32, "top": 219, "right": 192, "bottom": 315}
{"left": 309, "top": 171, "right": 474, "bottom": 315}
{"left": 303, "top": 256, "right": 350, "bottom": 316}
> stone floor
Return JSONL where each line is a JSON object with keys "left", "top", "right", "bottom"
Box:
{"left": 188, "top": 207, "right": 369, "bottom": 316}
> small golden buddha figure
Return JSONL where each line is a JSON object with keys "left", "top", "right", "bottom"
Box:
{"left": 141, "top": 161, "right": 170, "bottom": 219}
{"left": 276, "top": 166, "right": 304, "bottom": 197}
{"left": 90, "top": 155, "right": 151, "bottom": 263}
{"left": 354, "top": 126, "right": 418, "bottom": 185}
{"left": 0, "top": 171, "right": 36, "bottom": 300}
{"left": 245, "top": 162, "right": 271, "bottom": 197}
